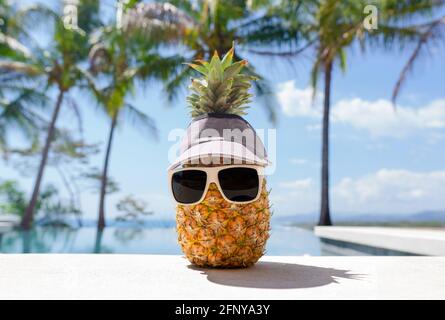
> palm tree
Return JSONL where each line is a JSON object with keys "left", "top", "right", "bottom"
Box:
{"left": 0, "top": 0, "right": 31, "bottom": 57}
{"left": 385, "top": 2, "right": 445, "bottom": 103}
{"left": 88, "top": 3, "right": 191, "bottom": 230}
{"left": 306, "top": 0, "right": 363, "bottom": 226}
{"left": 0, "top": 85, "right": 49, "bottom": 156}
{"left": 250, "top": 0, "right": 441, "bottom": 226}
{"left": 0, "top": 0, "right": 50, "bottom": 155}
{"left": 0, "top": 1, "right": 100, "bottom": 229}
{"left": 260, "top": 0, "right": 372, "bottom": 225}
{"left": 129, "top": 0, "right": 282, "bottom": 122}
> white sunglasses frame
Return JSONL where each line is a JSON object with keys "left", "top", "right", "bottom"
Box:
{"left": 168, "top": 164, "right": 265, "bottom": 205}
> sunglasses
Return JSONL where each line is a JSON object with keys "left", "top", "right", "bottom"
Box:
{"left": 168, "top": 165, "right": 265, "bottom": 205}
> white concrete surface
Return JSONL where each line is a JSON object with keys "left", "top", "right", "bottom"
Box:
{"left": 0, "top": 254, "right": 444, "bottom": 299}
{"left": 315, "top": 226, "right": 445, "bottom": 256}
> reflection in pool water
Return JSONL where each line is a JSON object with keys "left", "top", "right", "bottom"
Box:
{"left": 0, "top": 220, "right": 367, "bottom": 255}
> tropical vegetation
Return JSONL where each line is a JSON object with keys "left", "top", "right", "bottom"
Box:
{"left": 0, "top": 0, "right": 443, "bottom": 231}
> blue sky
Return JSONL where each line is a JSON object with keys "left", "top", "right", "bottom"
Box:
{"left": 1, "top": 1, "right": 445, "bottom": 220}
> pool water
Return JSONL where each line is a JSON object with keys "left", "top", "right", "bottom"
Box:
{"left": 0, "top": 220, "right": 369, "bottom": 255}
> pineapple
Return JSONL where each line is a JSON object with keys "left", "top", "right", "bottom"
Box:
{"left": 176, "top": 47, "right": 271, "bottom": 268}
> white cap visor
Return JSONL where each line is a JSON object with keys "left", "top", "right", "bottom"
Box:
{"left": 168, "top": 140, "right": 269, "bottom": 170}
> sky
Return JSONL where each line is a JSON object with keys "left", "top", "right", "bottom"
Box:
{"left": 1, "top": 1, "right": 445, "bottom": 221}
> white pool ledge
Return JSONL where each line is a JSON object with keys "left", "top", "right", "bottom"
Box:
{"left": 0, "top": 254, "right": 444, "bottom": 299}
{"left": 315, "top": 226, "right": 445, "bottom": 256}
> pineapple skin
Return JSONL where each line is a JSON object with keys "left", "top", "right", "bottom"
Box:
{"left": 176, "top": 180, "right": 271, "bottom": 268}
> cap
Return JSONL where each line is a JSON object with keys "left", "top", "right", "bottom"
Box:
{"left": 168, "top": 113, "right": 269, "bottom": 170}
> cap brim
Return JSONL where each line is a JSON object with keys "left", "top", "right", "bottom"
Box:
{"left": 168, "top": 140, "right": 268, "bottom": 170}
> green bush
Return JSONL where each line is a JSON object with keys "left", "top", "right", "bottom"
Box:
{"left": 0, "top": 180, "right": 79, "bottom": 220}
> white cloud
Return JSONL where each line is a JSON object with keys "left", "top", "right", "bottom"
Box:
{"left": 277, "top": 81, "right": 321, "bottom": 117}
{"left": 333, "top": 169, "right": 445, "bottom": 213}
{"left": 273, "top": 178, "right": 318, "bottom": 214}
{"left": 271, "top": 169, "right": 445, "bottom": 216}
{"left": 332, "top": 98, "right": 445, "bottom": 137}
{"left": 280, "top": 178, "right": 313, "bottom": 190}
{"left": 277, "top": 80, "right": 445, "bottom": 137}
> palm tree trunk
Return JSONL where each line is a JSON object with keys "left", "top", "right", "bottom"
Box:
{"left": 94, "top": 228, "right": 104, "bottom": 253}
{"left": 318, "top": 61, "right": 333, "bottom": 226}
{"left": 22, "top": 231, "right": 32, "bottom": 253}
{"left": 97, "top": 112, "right": 118, "bottom": 230}
{"left": 21, "top": 90, "right": 64, "bottom": 230}
{"left": 56, "top": 165, "right": 82, "bottom": 227}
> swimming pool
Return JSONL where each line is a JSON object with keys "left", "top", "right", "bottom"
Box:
{"left": 0, "top": 220, "right": 401, "bottom": 255}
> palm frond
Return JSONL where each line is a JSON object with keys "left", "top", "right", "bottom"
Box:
{"left": 121, "top": 103, "right": 158, "bottom": 141}
{"left": 122, "top": 2, "right": 196, "bottom": 43}
{"left": 16, "top": 3, "right": 60, "bottom": 29}
{"left": 247, "top": 39, "right": 316, "bottom": 57}
{"left": 65, "top": 95, "right": 84, "bottom": 137}
{"left": 75, "top": 66, "right": 105, "bottom": 106}
{"left": 88, "top": 42, "right": 112, "bottom": 75}
{"left": 310, "top": 57, "right": 322, "bottom": 102}
{"left": 369, "top": 24, "right": 423, "bottom": 50}
{"left": 0, "top": 60, "right": 41, "bottom": 76}
{"left": 380, "top": 0, "right": 445, "bottom": 22}
{"left": 165, "top": 65, "right": 194, "bottom": 102}
{"left": 392, "top": 16, "right": 445, "bottom": 103}
{"left": 0, "top": 88, "right": 49, "bottom": 149}
{"left": 136, "top": 54, "right": 185, "bottom": 82}
{"left": 241, "top": 61, "right": 277, "bottom": 124}
{"left": 0, "top": 32, "right": 32, "bottom": 58}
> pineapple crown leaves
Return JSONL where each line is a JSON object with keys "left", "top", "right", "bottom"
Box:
{"left": 185, "top": 47, "right": 258, "bottom": 118}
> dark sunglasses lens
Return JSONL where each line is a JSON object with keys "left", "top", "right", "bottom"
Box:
{"left": 218, "top": 168, "right": 259, "bottom": 202}
{"left": 172, "top": 170, "right": 207, "bottom": 204}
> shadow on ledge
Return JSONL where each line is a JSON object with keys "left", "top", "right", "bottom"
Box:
{"left": 188, "top": 262, "right": 363, "bottom": 289}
